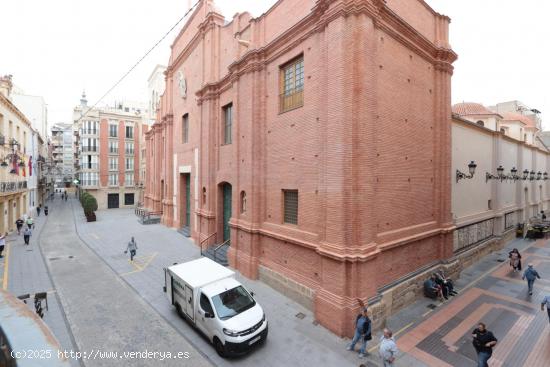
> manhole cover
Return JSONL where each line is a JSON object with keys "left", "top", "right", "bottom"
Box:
{"left": 312, "top": 320, "right": 319, "bottom": 326}
{"left": 49, "top": 257, "right": 60, "bottom": 261}
{"left": 427, "top": 304, "right": 437, "bottom": 309}
{"left": 295, "top": 312, "right": 306, "bottom": 319}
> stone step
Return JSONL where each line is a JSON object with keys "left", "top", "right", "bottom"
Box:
{"left": 203, "top": 245, "right": 229, "bottom": 266}
{"left": 178, "top": 226, "right": 191, "bottom": 237}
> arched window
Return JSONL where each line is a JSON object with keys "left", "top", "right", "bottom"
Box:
{"left": 476, "top": 120, "right": 484, "bottom": 127}
{"left": 240, "top": 191, "right": 247, "bottom": 213}
{"left": 202, "top": 187, "right": 206, "bottom": 205}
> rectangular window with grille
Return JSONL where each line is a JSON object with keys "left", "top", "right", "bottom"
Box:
{"left": 182, "top": 114, "right": 189, "bottom": 143}
{"left": 283, "top": 189, "right": 298, "bottom": 225}
{"left": 125, "top": 125, "right": 134, "bottom": 139}
{"left": 279, "top": 56, "right": 304, "bottom": 113}
{"left": 222, "top": 103, "right": 232, "bottom": 145}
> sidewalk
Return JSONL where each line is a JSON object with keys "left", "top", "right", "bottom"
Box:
{"left": 2, "top": 199, "right": 82, "bottom": 367}
{"left": 393, "top": 236, "right": 550, "bottom": 366}
{"left": 72, "top": 202, "right": 376, "bottom": 367}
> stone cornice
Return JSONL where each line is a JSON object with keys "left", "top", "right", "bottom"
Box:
{"left": 0, "top": 93, "right": 33, "bottom": 130}
{"left": 195, "top": 0, "right": 457, "bottom": 102}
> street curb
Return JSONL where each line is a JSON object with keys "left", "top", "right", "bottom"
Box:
{"left": 35, "top": 198, "right": 85, "bottom": 367}
{"left": 69, "top": 199, "right": 216, "bottom": 367}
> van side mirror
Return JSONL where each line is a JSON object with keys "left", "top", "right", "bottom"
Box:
{"left": 205, "top": 312, "right": 214, "bottom": 318}
{"left": 250, "top": 291, "right": 255, "bottom": 297}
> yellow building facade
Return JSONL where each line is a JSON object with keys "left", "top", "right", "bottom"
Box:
{"left": 0, "top": 75, "right": 32, "bottom": 234}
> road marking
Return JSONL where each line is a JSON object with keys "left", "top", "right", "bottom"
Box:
{"left": 422, "top": 310, "right": 433, "bottom": 317}
{"left": 121, "top": 252, "right": 157, "bottom": 276}
{"left": 2, "top": 244, "right": 10, "bottom": 290}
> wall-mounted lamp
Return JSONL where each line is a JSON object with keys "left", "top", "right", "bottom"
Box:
{"left": 530, "top": 170, "right": 536, "bottom": 181}
{"left": 509, "top": 167, "right": 520, "bottom": 181}
{"left": 486, "top": 165, "right": 505, "bottom": 182}
{"left": 522, "top": 169, "right": 529, "bottom": 180}
{"left": 544, "top": 172, "right": 548, "bottom": 181}
{"left": 456, "top": 161, "right": 477, "bottom": 183}
{"left": 537, "top": 171, "right": 543, "bottom": 180}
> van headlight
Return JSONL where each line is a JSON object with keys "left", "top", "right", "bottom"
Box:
{"left": 223, "top": 328, "right": 240, "bottom": 337}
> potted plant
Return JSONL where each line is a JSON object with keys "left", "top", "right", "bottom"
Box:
{"left": 81, "top": 192, "right": 98, "bottom": 222}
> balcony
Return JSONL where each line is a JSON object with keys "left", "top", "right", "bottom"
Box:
{"left": 0, "top": 180, "right": 28, "bottom": 195}
{"left": 81, "top": 129, "right": 98, "bottom": 136}
{"left": 81, "top": 146, "right": 98, "bottom": 153}
{"left": 81, "top": 163, "right": 99, "bottom": 170}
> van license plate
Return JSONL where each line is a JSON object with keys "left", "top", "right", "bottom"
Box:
{"left": 248, "top": 336, "right": 261, "bottom": 345}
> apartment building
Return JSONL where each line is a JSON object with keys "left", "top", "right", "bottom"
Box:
{"left": 74, "top": 94, "right": 147, "bottom": 209}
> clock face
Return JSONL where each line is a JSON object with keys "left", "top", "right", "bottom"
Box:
{"left": 177, "top": 71, "right": 187, "bottom": 99}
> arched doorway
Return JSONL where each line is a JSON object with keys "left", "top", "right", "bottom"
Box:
{"left": 220, "top": 183, "right": 232, "bottom": 242}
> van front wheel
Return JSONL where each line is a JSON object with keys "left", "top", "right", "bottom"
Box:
{"left": 214, "top": 338, "right": 226, "bottom": 357}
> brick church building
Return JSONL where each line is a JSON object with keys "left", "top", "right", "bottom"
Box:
{"left": 144, "top": 0, "right": 456, "bottom": 335}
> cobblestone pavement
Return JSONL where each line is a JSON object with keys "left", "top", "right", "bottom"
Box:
{"left": 395, "top": 237, "right": 550, "bottom": 366}
{"left": 2, "top": 197, "right": 81, "bottom": 367}
{"left": 37, "top": 196, "right": 211, "bottom": 367}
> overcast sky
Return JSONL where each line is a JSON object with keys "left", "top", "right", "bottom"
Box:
{"left": 1, "top": 0, "right": 548, "bottom": 131}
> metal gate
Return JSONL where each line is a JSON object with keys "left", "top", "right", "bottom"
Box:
{"left": 107, "top": 193, "right": 119, "bottom": 209}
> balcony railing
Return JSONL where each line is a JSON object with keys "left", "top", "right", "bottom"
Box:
{"left": 0, "top": 181, "right": 28, "bottom": 194}
{"left": 81, "top": 146, "right": 98, "bottom": 153}
{"left": 81, "top": 129, "right": 98, "bottom": 135}
{"left": 80, "top": 164, "right": 99, "bottom": 170}
{"left": 279, "top": 87, "right": 303, "bottom": 113}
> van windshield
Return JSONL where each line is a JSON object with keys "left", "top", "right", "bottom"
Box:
{"left": 211, "top": 286, "right": 256, "bottom": 320}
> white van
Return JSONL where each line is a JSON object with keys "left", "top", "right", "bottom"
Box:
{"left": 163, "top": 258, "right": 268, "bottom": 356}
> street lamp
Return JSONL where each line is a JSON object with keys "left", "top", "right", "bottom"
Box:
{"left": 523, "top": 169, "right": 529, "bottom": 180}
{"left": 456, "top": 160, "right": 477, "bottom": 183}
{"left": 530, "top": 170, "right": 536, "bottom": 181}
{"left": 486, "top": 165, "right": 506, "bottom": 182}
{"left": 509, "top": 167, "right": 520, "bottom": 181}
{"left": 537, "top": 171, "right": 542, "bottom": 180}
{"left": 544, "top": 172, "right": 548, "bottom": 181}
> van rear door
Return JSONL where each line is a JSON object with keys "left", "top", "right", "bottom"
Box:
{"left": 184, "top": 284, "right": 194, "bottom": 320}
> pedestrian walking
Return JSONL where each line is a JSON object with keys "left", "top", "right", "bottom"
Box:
{"left": 522, "top": 263, "right": 541, "bottom": 295}
{"left": 472, "top": 322, "right": 498, "bottom": 367}
{"left": 65, "top": 193, "right": 67, "bottom": 201}
{"left": 0, "top": 232, "right": 6, "bottom": 258}
{"left": 542, "top": 210, "right": 547, "bottom": 221}
{"left": 346, "top": 307, "right": 372, "bottom": 358}
{"left": 15, "top": 218, "right": 24, "bottom": 235}
{"left": 23, "top": 227, "right": 32, "bottom": 245}
{"left": 26, "top": 217, "right": 34, "bottom": 230}
{"left": 37, "top": 204, "right": 41, "bottom": 217}
{"left": 379, "top": 328, "right": 398, "bottom": 367}
{"left": 44, "top": 206, "right": 49, "bottom": 216}
{"left": 508, "top": 248, "right": 522, "bottom": 272}
{"left": 124, "top": 237, "right": 138, "bottom": 261}
{"left": 542, "top": 294, "right": 550, "bottom": 324}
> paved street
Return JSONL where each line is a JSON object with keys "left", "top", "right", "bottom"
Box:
{"left": 35, "top": 195, "right": 211, "bottom": 366}
{"left": 71, "top": 199, "right": 363, "bottom": 367}
{"left": 4, "top": 195, "right": 550, "bottom": 366}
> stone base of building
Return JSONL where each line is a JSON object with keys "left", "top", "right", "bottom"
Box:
{"left": 255, "top": 229, "right": 516, "bottom": 335}
{"left": 258, "top": 265, "right": 315, "bottom": 311}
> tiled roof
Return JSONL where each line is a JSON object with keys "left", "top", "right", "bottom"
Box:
{"left": 452, "top": 102, "right": 495, "bottom": 116}
{"left": 501, "top": 112, "right": 536, "bottom": 128}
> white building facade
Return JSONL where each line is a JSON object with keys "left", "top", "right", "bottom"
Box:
{"left": 452, "top": 101, "right": 549, "bottom": 254}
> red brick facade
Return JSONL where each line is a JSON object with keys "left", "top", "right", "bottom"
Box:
{"left": 144, "top": 0, "right": 457, "bottom": 336}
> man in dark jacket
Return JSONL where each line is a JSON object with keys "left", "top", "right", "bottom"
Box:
{"left": 522, "top": 264, "right": 541, "bottom": 295}
{"left": 346, "top": 308, "right": 372, "bottom": 359}
{"left": 472, "top": 322, "right": 497, "bottom": 367}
